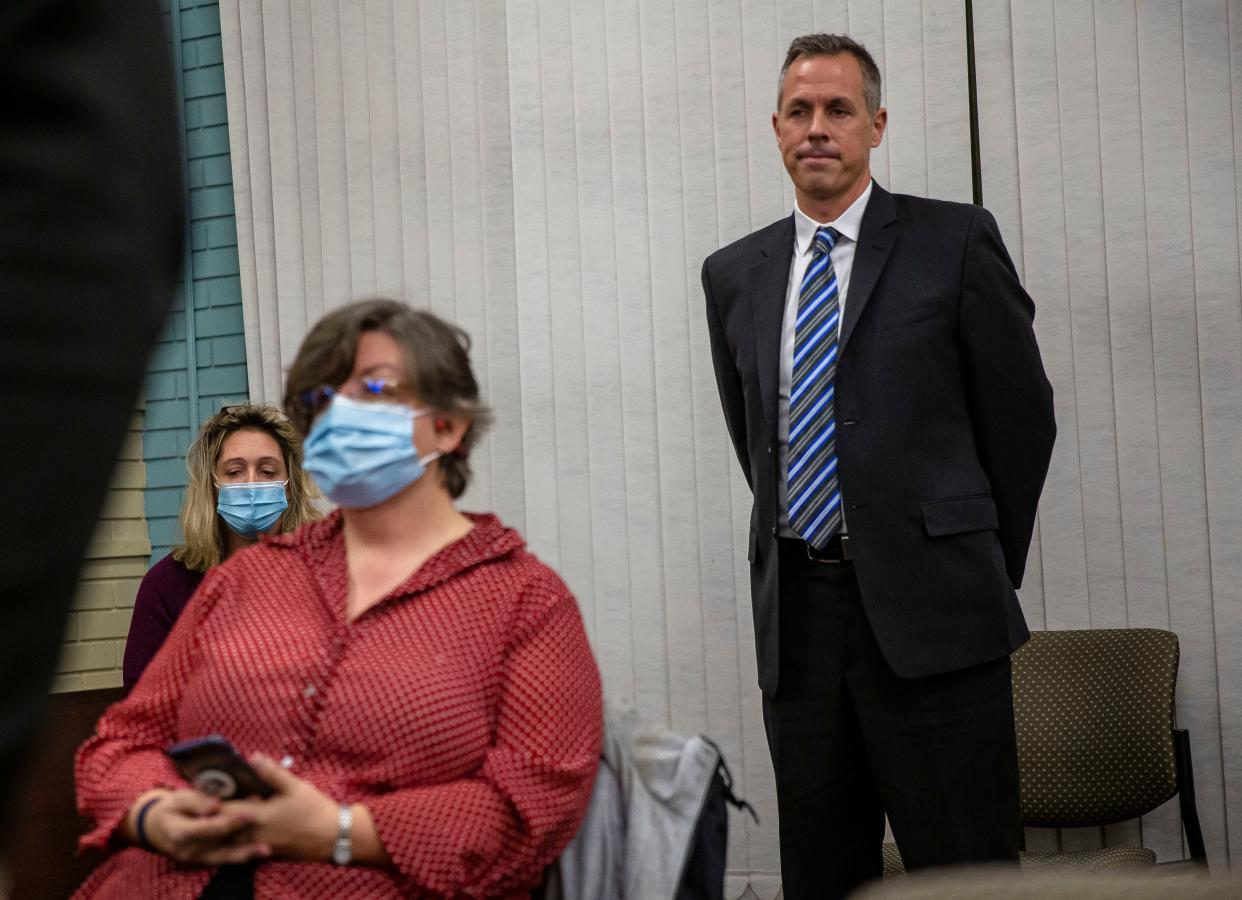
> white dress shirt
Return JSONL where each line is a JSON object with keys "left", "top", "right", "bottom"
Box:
{"left": 777, "top": 181, "right": 873, "bottom": 535}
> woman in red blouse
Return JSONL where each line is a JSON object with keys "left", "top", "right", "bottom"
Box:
{"left": 75, "top": 300, "right": 604, "bottom": 899}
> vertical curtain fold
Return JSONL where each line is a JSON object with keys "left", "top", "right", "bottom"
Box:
{"left": 974, "top": 0, "right": 1242, "bottom": 869}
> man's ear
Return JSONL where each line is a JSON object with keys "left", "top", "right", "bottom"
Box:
{"left": 870, "top": 107, "right": 888, "bottom": 148}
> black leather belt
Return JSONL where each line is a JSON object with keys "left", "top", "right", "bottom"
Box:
{"left": 781, "top": 533, "right": 853, "bottom": 564}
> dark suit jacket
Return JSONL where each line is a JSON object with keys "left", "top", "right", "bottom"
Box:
{"left": 703, "top": 183, "right": 1055, "bottom": 694}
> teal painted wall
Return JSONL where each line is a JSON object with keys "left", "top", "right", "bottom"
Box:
{"left": 144, "top": 0, "right": 248, "bottom": 566}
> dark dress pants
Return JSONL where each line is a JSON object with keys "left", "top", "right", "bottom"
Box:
{"left": 762, "top": 541, "right": 1021, "bottom": 900}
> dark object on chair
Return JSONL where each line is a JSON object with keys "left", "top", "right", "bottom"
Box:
{"left": 8, "top": 687, "right": 123, "bottom": 899}
{"left": 884, "top": 628, "right": 1207, "bottom": 876}
{"left": 675, "top": 746, "right": 758, "bottom": 900}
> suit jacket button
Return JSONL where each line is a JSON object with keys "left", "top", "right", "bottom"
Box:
{"left": 767, "top": 445, "right": 773, "bottom": 454}
{"left": 770, "top": 526, "right": 777, "bottom": 536}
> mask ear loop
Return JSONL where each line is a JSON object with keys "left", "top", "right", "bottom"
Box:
{"left": 414, "top": 409, "right": 454, "bottom": 464}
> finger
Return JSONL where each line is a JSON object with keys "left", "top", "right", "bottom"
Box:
{"left": 159, "top": 809, "right": 226, "bottom": 848}
{"left": 197, "top": 841, "right": 271, "bottom": 866}
{"left": 231, "top": 822, "right": 258, "bottom": 846}
{"left": 177, "top": 811, "right": 254, "bottom": 845}
{"left": 166, "top": 788, "right": 222, "bottom": 817}
{"left": 249, "top": 753, "right": 298, "bottom": 793}
{"left": 219, "top": 799, "right": 261, "bottom": 820}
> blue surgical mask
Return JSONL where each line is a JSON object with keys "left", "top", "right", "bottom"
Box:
{"left": 302, "top": 395, "right": 441, "bottom": 510}
{"left": 216, "top": 481, "right": 289, "bottom": 539}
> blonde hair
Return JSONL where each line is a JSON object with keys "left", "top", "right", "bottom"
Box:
{"left": 172, "top": 403, "right": 321, "bottom": 572}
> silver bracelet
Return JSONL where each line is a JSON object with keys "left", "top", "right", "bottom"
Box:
{"left": 332, "top": 803, "right": 353, "bottom": 866}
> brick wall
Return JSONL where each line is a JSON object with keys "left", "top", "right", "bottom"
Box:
{"left": 144, "top": 0, "right": 248, "bottom": 567}
{"left": 53, "top": 413, "right": 151, "bottom": 692}
{"left": 53, "top": 0, "right": 247, "bottom": 690}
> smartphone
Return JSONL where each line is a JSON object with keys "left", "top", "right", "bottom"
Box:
{"left": 166, "top": 735, "right": 274, "bottom": 800}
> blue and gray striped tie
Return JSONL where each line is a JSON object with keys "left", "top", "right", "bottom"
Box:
{"left": 788, "top": 226, "right": 843, "bottom": 550}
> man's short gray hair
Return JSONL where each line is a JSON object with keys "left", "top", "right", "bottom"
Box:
{"left": 778, "top": 33, "right": 882, "bottom": 114}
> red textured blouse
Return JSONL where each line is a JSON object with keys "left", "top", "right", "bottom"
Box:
{"left": 74, "top": 512, "right": 603, "bottom": 899}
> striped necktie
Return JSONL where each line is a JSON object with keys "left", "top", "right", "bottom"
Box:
{"left": 788, "top": 226, "right": 843, "bottom": 550}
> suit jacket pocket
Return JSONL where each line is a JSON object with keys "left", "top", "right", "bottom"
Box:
{"left": 872, "top": 306, "right": 942, "bottom": 332}
{"left": 921, "top": 494, "right": 999, "bottom": 537}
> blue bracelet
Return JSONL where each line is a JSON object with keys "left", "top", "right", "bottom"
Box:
{"left": 135, "top": 796, "right": 163, "bottom": 851}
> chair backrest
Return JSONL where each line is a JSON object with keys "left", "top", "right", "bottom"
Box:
{"left": 1011, "top": 628, "right": 1179, "bottom": 828}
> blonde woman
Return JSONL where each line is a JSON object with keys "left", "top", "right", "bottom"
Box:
{"left": 121, "top": 403, "right": 319, "bottom": 691}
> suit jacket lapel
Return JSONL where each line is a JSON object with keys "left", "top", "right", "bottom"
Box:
{"left": 839, "top": 182, "right": 897, "bottom": 356}
{"left": 750, "top": 215, "right": 795, "bottom": 444}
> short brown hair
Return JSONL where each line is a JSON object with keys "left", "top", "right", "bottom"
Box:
{"left": 173, "top": 403, "right": 321, "bottom": 572}
{"left": 779, "top": 33, "right": 882, "bottom": 113}
{"left": 283, "top": 298, "right": 492, "bottom": 499}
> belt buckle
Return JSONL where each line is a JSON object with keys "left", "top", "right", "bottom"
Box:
{"left": 806, "top": 534, "right": 851, "bottom": 565}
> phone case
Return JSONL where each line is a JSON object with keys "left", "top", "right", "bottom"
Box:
{"left": 166, "top": 735, "right": 274, "bottom": 799}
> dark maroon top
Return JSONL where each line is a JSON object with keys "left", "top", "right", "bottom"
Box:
{"left": 121, "top": 553, "right": 205, "bottom": 692}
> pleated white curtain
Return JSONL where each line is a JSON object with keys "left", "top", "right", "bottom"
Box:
{"left": 220, "top": 2, "right": 971, "bottom": 892}
{"left": 974, "top": 0, "right": 1242, "bottom": 870}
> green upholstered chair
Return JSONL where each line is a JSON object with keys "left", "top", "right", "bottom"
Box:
{"left": 882, "top": 628, "right": 1207, "bottom": 877}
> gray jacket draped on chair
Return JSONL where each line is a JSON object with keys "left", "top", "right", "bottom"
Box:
{"left": 545, "top": 704, "right": 723, "bottom": 900}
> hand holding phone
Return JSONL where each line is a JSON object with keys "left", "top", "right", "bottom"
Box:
{"left": 167, "top": 735, "right": 274, "bottom": 800}
{"left": 129, "top": 788, "right": 270, "bottom": 866}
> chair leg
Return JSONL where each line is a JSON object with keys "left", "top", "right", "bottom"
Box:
{"left": 1173, "top": 729, "right": 1208, "bottom": 867}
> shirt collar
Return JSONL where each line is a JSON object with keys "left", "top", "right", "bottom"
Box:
{"left": 793, "top": 180, "right": 874, "bottom": 257}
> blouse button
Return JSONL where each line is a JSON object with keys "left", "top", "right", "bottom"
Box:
{"left": 303, "top": 683, "right": 317, "bottom": 699}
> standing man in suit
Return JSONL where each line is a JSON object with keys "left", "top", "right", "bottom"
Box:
{"left": 702, "top": 34, "right": 1055, "bottom": 898}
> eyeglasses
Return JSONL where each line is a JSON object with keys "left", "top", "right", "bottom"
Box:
{"left": 298, "top": 377, "right": 407, "bottom": 417}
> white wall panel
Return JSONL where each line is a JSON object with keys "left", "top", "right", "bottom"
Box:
{"left": 287, "top": 1, "right": 325, "bottom": 330}
{"left": 1182, "top": 0, "right": 1242, "bottom": 872}
{"left": 976, "top": 0, "right": 1242, "bottom": 870}
{"left": 1139, "top": 0, "right": 1219, "bottom": 865}
{"left": 218, "top": 0, "right": 1242, "bottom": 888}
{"left": 309, "top": 0, "right": 353, "bottom": 319}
